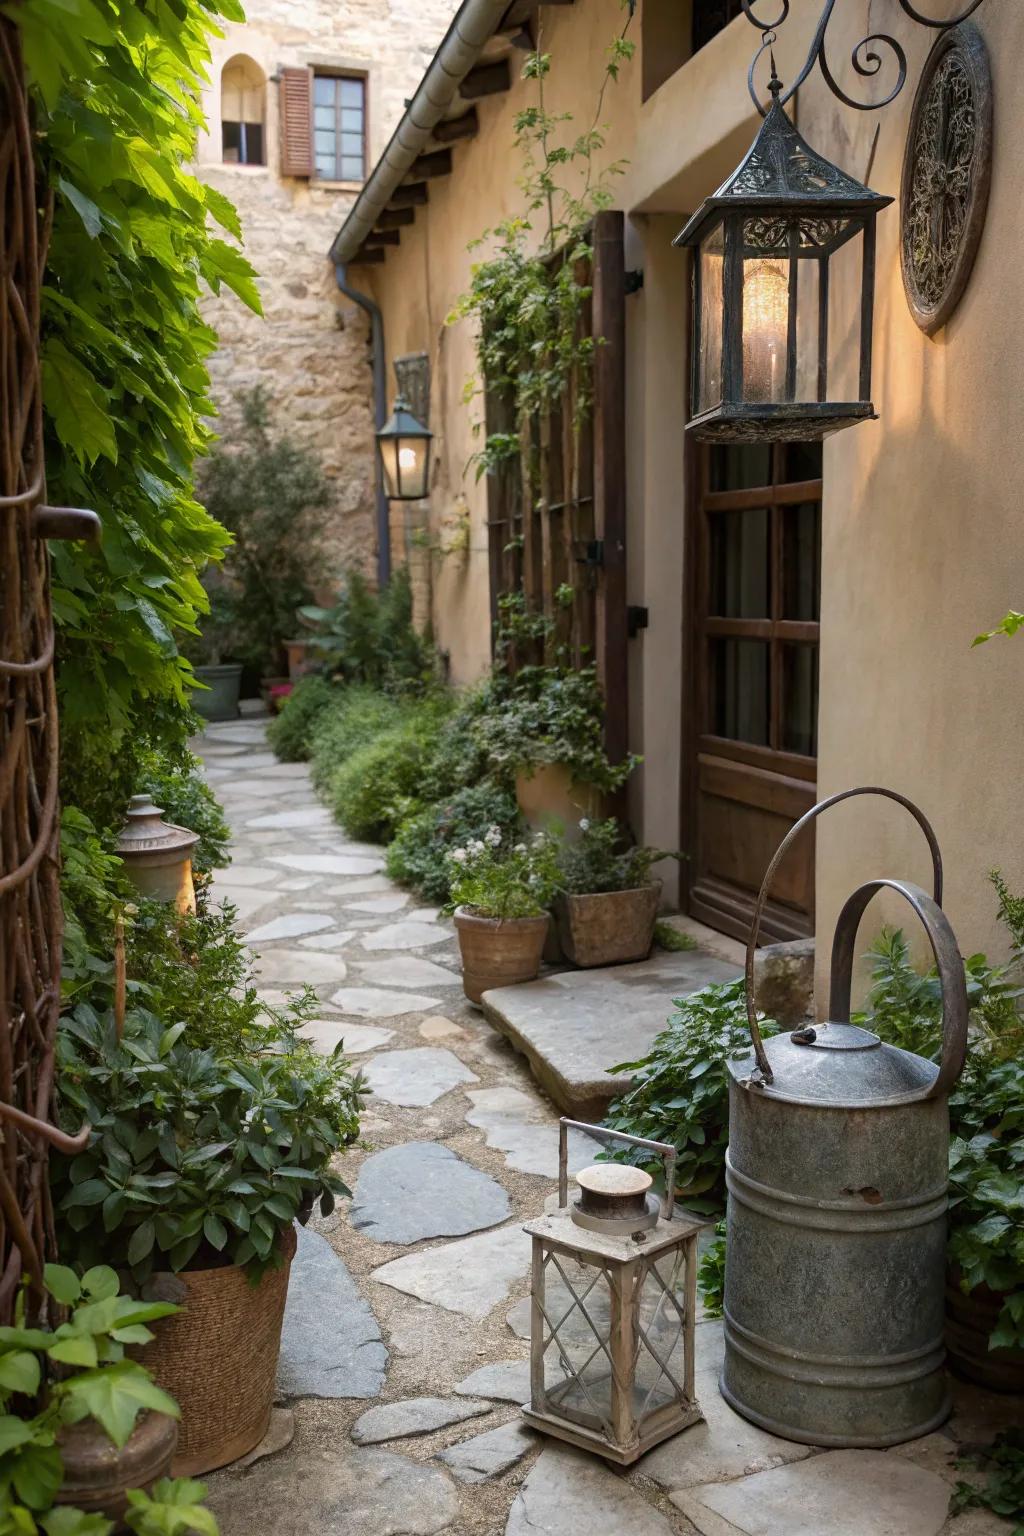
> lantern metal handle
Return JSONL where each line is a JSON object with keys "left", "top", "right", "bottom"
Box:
{"left": 744, "top": 786, "right": 944, "bottom": 1083}
{"left": 558, "top": 1118, "right": 677, "bottom": 1220}
{"left": 829, "top": 877, "right": 968, "bottom": 1101}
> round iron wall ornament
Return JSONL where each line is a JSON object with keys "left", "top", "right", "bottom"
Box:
{"left": 900, "top": 22, "right": 992, "bottom": 337}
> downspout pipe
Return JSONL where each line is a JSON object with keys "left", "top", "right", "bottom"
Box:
{"left": 335, "top": 262, "right": 390, "bottom": 587}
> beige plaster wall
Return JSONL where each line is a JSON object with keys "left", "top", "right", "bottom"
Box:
{"left": 194, "top": 0, "right": 456, "bottom": 580}
{"left": 796, "top": 2, "right": 1024, "bottom": 997}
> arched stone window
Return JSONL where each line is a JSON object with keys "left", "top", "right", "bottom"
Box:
{"left": 221, "top": 55, "right": 266, "bottom": 165}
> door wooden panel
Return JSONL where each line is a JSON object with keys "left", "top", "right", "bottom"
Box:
{"left": 685, "top": 442, "right": 822, "bottom": 943}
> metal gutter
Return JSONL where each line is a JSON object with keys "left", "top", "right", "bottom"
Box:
{"left": 328, "top": 0, "right": 511, "bottom": 264}
{"left": 334, "top": 264, "right": 391, "bottom": 585}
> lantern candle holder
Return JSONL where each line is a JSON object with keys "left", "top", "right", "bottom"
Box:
{"left": 115, "top": 794, "right": 199, "bottom": 914}
{"left": 522, "top": 1120, "right": 703, "bottom": 1465}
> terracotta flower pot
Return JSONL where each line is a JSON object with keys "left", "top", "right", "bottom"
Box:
{"left": 946, "top": 1270, "right": 1024, "bottom": 1393}
{"left": 55, "top": 1412, "right": 178, "bottom": 1529}
{"left": 133, "top": 1224, "right": 296, "bottom": 1475}
{"left": 453, "top": 906, "right": 549, "bottom": 1004}
{"left": 554, "top": 882, "right": 662, "bottom": 969}
{"left": 514, "top": 764, "right": 605, "bottom": 837}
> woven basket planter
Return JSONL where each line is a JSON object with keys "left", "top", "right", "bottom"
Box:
{"left": 453, "top": 907, "right": 548, "bottom": 1004}
{"left": 554, "top": 882, "right": 662, "bottom": 969}
{"left": 135, "top": 1224, "right": 296, "bottom": 1475}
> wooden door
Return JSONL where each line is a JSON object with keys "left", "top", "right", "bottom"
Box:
{"left": 485, "top": 210, "right": 628, "bottom": 765}
{"left": 684, "top": 441, "right": 822, "bottom": 943}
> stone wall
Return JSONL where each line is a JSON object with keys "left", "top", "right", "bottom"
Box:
{"left": 194, "top": 0, "right": 457, "bottom": 584}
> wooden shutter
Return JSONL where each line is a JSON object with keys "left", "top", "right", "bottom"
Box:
{"left": 279, "top": 67, "right": 313, "bottom": 178}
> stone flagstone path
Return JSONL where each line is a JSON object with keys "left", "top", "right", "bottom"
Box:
{"left": 201, "top": 712, "right": 1012, "bottom": 1536}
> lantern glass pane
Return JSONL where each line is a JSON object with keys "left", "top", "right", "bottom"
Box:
{"left": 741, "top": 253, "right": 789, "bottom": 404}
{"left": 539, "top": 1251, "right": 616, "bottom": 1436}
{"left": 698, "top": 223, "right": 725, "bottom": 415}
{"left": 826, "top": 223, "right": 865, "bottom": 402}
{"left": 634, "top": 1250, "right": 689, "bottom": 1421}
{"left": 378, "top": 436, "right": 401, "bottom": 498}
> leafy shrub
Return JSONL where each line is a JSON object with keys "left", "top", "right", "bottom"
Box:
{"left": 446, "top": 827, "right": 560, "bottom": 920}
{"left": 54, "top": 1007, "right": 361, "bottom": 1283}
{"left": 603, "top": 980, "right": 775, "bottom": 1211}
{"left": 267, "top": 674, "right": 336, "bottom": 763}
{"left": 300, "top": 568, "right": 436, "bottom": 693}
{"left": 309, "top": 687, "right": 407, "bottom": 796}
{"left": 386, "top": 784, "right": 522, "bottom": 902}
{"left": 325, "top": 698, "right": 452, "bottom": 843}
{"left": 0, "top": 1264, "right": 217, "bottom": 1536}
{"left": 697, "top": 1220, "right": 727, "bottom": 1317}
{"left": 196, "top": 390, "right": 330, "bottom": 674}
{"left": 952, "top": 1430, "right": 1024, "bottom": 1530}
{"left": 555, "top": 817, "right": 678, "bottom": 895}
{"left": 472, "top": 661, "right": 636, "bottom": 792}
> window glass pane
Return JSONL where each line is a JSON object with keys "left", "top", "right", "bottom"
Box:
{"left": 341, "top": 133, "right": 363, "bottom": 157}
{"left": 708, "top": 444, "right": 771, "bottom": 492}
{"left": 222, "top": 120, "right": 241, "bottom": 163}
{"left": 710, "top": 638, "right": 769, "bottom": 746}
{"left": 314, "top": 75, "right": 336, "bottom": 105}
{"left": 782, "top": 442, "right": 822, "bottom": 484}
{"left": 314, "top": 129, "right": 337, "bottom": 155}
{"left": 341, "top": 107, "right": 363, "bottom": 130}
{"left": 697, "top": 223, "right": 724, "bottom": 415}
{"left": 314, "top": 153, "right": 336, "bottom": 179}
{"left": 313, "top": 105, "right": 335, "bottom": 129}
{"left": 781, "top": 503, "right": 821, "bottom": 621}
{"left": 782, "top": 643, "right": 818, "bottom": 756}
{"left": 710, "top": 508, "right": 769, "bottom": 618}
{"left": 340, "top": 77, "right": 364, "bottom": 106}
{"left": 340, "top": 157, "right": 364, "bottom": 180}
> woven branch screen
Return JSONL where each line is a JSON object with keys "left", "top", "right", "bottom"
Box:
{"left": 0, "top": 18, "right": 62, "bottom": 1326}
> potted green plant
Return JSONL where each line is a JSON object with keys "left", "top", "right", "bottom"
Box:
{"left": 54, "top": 1007, "right": 361, "bottom": 1475}
{"left": 184, "top": 587, "right": 243, "bottom": 724}
{"left": 196, "top": 390, "right": 330, "bottom": 703}
{"left": 552, "top": 818, "right": 676, "bottom": 968}
{"left": 0, "top": 1261, "right": 219, "bottom": 1533}
{"left": 447, "top": 827, "right": 560, "bottom": 1003}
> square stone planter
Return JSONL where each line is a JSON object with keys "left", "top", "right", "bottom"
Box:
{"left": 554, "top": 882, "right": 661, "bottom": 969}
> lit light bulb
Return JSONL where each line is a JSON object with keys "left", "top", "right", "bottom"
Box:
{"left": 398, "top": 446, "right": 418, "bottom": 470}
{"left": 743, "top": 259, "right": 789, "bottom": 403}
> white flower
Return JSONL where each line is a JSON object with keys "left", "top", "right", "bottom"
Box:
{"left": 451, "top": 847, "right": 468, "bottom": 864}
{"left": 514, "top": 842, "right": 527, "bottom": 854}
{"left": 485, "top": 826, "right": 502, "bottom": 847}
{"left": 578, "top": 817, "right": 590, "bottom": 832}
{"left": 470, "top": 839, "right": 485, "bottom": 854}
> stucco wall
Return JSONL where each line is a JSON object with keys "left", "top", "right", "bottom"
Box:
{"left": 195, "top": 0, "right": 456, "bottom": 580}
{"left": 798, "top": 2, "right": 1024, "bottom": 997}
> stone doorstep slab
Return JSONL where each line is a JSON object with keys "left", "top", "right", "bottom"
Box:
{"left": 481, "top": 950, "right": 741, "bottom": 1121}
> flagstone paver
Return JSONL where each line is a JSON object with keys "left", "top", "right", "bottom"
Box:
{"left": 362, "top": 1047, "right": 478, "bottom": 1107}
{"left": 202, "top": 714, "right": 1010, "bottom": 1536}
{"left": 351, "top": 1142, "right": 510, "bottom": 1243}
{"left": 352, "top": 1396, "right": 491, "bottom": 1445}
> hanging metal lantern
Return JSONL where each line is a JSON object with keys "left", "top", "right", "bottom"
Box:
{"left": 115, "top": 794, "right": 199, "bottom": 914}
{"left": 522, "top": 1121, "right": 703, "bottom": 1465}
{"left": 376, "top": 396, "right": 432, "bottom": 501}
{"left": 674, "top": 71, "right": 892, "bottom": 443}
{"left": 723, "top": 786, "right": 968, "bottom": 1447}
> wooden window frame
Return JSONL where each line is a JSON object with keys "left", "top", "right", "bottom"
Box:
{"left": 311, "top": 68, "right": 369, "bottom": 185}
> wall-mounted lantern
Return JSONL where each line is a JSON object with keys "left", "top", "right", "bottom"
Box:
{"left": 115, "top": 794, "right": 199, "bottom": 914}
{"left": 674, "top": 71, "right": 892, "bottom": 444}
{"left": 376, "top": 397, "right": 432, "bottom": 501}
{"left": 522, "top": 1120, "right": 703, "bottom": 1465}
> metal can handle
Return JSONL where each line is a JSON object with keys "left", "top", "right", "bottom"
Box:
{"left": 744, "top": 786, "right": 944, "bottom": 1083}
{"left": 829, "top": 877, "right": 968, "bottom": 1101}
{"left": 558, "top": 1118, "right": 677, "bottom": 1220}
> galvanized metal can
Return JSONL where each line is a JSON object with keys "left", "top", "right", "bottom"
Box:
{"left": 721, "top": 788, "right": 969, "bottom": 1448}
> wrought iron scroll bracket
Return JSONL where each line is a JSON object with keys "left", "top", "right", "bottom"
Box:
{"left": 741, "top": 0, "right": 987, "bottom": 117}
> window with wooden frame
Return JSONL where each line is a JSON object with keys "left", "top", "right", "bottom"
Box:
{"left": 221, "top": 54, "right": 266, "bottom": 166}
{"left": 312, "top": 72, "right": 367, "bottom": 183}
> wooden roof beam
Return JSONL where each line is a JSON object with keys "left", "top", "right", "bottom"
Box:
{"left": 460, "top": 59, "right": 511, "bottom": 99}
{"left": 388, "top": 182, "right": 429, "bottom": 208}
{"left": 351, "top": 247, "right": 386, "bottom": 265}
{"left": 377, "top": 207, "right": 416, "bottom": 229}
{"left": 432, "top": 109, "right": 479, "bottom": 144}
{"left": 366, "top": 229, "right": 401, "bottom": 246}
{"left": 410, "top": 147, "right": 453, "bottom": 180}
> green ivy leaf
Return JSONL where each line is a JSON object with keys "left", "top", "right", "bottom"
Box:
{"left": 40, "top": 340, "right": 116, "bottom": 465}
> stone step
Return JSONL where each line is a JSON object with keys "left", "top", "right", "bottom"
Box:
{"left": 481, "top": 950, "right": 741, "bottom": 1121}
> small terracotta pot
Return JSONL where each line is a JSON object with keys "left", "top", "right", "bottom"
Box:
{"left": 133, "top": 1224, "right": 296, "bottom": 1475}
{"left": 453, "top": 906, "right": 549, "bottom": 1004}
{"left": 554, "top": 882, "right": 662, "bottom": 969}
{"left": 514, "top": 764, "right": 605, "bottom": 836}
{"left": 55, "top": 1411, "right": 178, "bottom": 1528}
{"left": 946, "top": 1270, "right": 1024, "bottom": 1392}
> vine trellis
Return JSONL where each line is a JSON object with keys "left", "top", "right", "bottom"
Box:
{"left": 0, "top": 18, "right": 90, "bottom": 1327}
